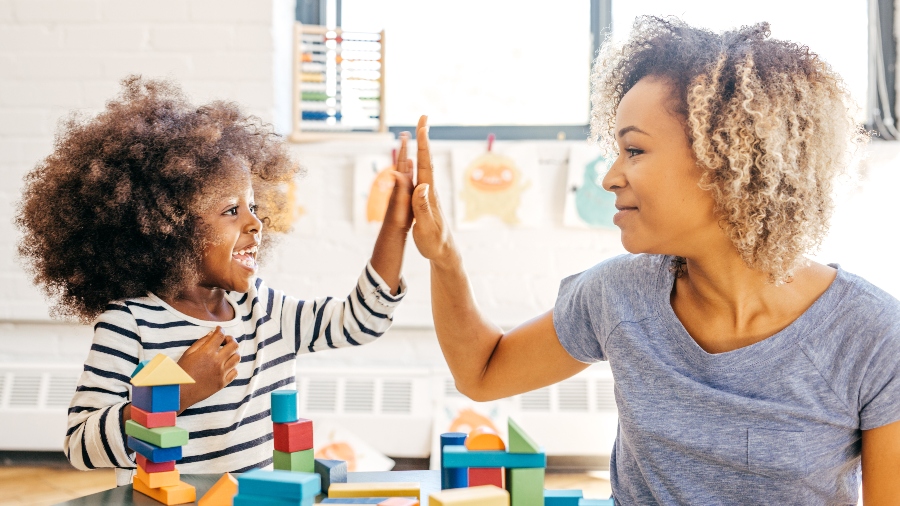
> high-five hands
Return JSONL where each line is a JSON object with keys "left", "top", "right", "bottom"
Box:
{"left": 408, "top": 115, "right": 457, "bottom": 267}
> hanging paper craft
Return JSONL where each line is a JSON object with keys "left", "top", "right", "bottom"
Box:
{"left": 563, "top": 143, "right": 617, "bottom": 229}
{"left": 451, "top": 134, "right": 540, "bottom": 229}
{"left": 353, "top": 152, "right": 396, "bottom": 229}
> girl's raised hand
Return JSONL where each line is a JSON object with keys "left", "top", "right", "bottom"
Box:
{"left": 411, "top": 115, "right": 456, "bottom": 266}
{"left": 382, "top": 132, "right": 415, "bottom": 233}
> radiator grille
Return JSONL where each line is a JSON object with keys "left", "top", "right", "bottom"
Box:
{"left": 9, "top": 374, "right": 41, "bottom": 408}
{"left": 520, "top": 387, "right": 551, "bottom": 411}
{"left": 344, "top": 380, "right": 374, "bottom": 413}
{"left": 381, "top": 380, "right": 412, "bottom": 413}
{"left": 46, "top": 375, "right": 77, "bottom": 408}
{"left": 558, "top": 379, "right": 589, "bottom": 412}
{"left": 305, "top": 378, "right": 338, "bottom": 412}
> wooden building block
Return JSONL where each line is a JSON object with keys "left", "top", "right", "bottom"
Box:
{"left": 378, "top": 498, "right": 420, "bottom": 506}
{"left": 126, "top": 420, "right": 188, "bottom": 448}
{"left": 135, "top": 465, "right": 180, "bottom": 489}
{"left": 233, "top": 494, "right": 314, "bottom": 506}
{"left": 237, "top": 468, "right": 321, "bottom": 499}
{"left": 505, "top": 468, "right": 544, "bottom": 506}
{"left": 132, "top": 406, "right": 176, "bottom": 428}
{"left": 131, "top": 354, "right": 196, "bottom": 386}
{"left": 577, "top": 499, "right": 614, "bottom": 506}
{"left": 468, "top": 467, "right": 503, "bottom": 488}
{"left": 271, "top": 390, "right": 299, "bottom": 423}
{"left": 465, "top": 427, "right": 505, "bottom": 451}
{"left": 507, "top": 418, "right": 539, "bottom": 454}
{"left": 321, "top": 499, "right": 395, "bottom": 504}
{"left": 127, "top": 436, "right": 182, "bottom": 463}
{"left": 274, "top": 418, "right": 314, "bottom": 452}
{"left": 198, "top": 472, "right": 238, "bottom": 506}
{"left": 442, "top": 446, "right": 545, "bottom": 469}
{"left": 440, "top": 432, "right": 468, "bottom": 489}
{"left": 315, "top": 458, "right": 348, "bottom": 491}
{"left": 135, "top": 454, "right": 175, "bottom": 473}
{"left": 132, "top": 384, "right": 180, "bottom": 413}
{"left": 273, "top": 448, "right": 315, "bottom": 472}
{"left": 429, "top": 485, "right": 510, "bottom": 506}
{"left": 329, "top": 482, "right": 421, "bottom": 499}
{"left": 131, "top": 359, "right": 151, "bottom": 378}
{"left": 543, "top": 490, "right": 582, "bottom": 506}
{"left": 133, "top": 477, "right": 196, "bottom": 505}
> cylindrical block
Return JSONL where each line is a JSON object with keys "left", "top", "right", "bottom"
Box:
{"left": 440, "top": 432, "right": 468, "bottom": 489}
{"left": 271, "top": 390, "right": 299, "bottom": 423}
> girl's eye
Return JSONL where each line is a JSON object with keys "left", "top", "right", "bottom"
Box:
{"left": 249, "top": 204, "right": 259, "bottom": 214}
{"left": 223, "top": 206, "right": 238, "bottom": 216}
{"left": 626, "top": 148, "right": 643, "bottom": 158}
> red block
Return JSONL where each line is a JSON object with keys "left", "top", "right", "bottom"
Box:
{"left": 132, "top": 406, "right": 176, "bottom": 428}
{"left": 135, "top": 453, "right": 176, "bottom": 473}
{"left": 273, "top": 418, "right": 313, "bottom": 453}
{"left": 469, "top": 467, "right": 504, "bottom": 487}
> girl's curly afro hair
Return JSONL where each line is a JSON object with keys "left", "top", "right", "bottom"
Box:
{"left": 17, "top": 75, "right": 301, "bottom": 322}
{"left": 591, "top": 17, "right": 867, "bottom": 283}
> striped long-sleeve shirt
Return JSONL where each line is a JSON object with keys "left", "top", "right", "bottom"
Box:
{"left": 65, "top": 263, "right": 405, "bottom": 486}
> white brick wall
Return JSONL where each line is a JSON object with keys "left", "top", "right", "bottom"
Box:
{"left": 0, "top": 0, "right": 898, "bottom": 370}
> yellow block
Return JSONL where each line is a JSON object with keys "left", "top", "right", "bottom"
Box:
{"left": 133, "top": 477, "right": 196, "bottom": 505}
{"left": 136, "top": 466, "right": 180, "bottom": 488}
{"left": 429, "top": 486, "right": 509, "bottom": 506}
{"left": 131, "top": 354, "right": 196, "bottom": 386}
{"left": 329, "top": 482, "right": 421, "bottom": 499}
{"left": 198, "top": 472, "right": 238, "bottom": 506}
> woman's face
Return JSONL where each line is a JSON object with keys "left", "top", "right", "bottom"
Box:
{"left": 602, "top": 76, "right": 721, "bottom": 258}
{"left": 197, "top": 176, "right": 263, "bottom": 294}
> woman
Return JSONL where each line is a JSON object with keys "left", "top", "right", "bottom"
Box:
{"left": 408, "top": 17, "right": 899, "bottom": 505}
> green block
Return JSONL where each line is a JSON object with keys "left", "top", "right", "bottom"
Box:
{"left": 508, "top": 417, "right": 540, "bottom": 454}
{"left": 124, "top": 420, "right": 188, "bottom": 449}
{"left": 506, "top": 468, "right": 545, "bottom": 506}
{"left": 273, "top": 448, "right": 314, "bottom": 472}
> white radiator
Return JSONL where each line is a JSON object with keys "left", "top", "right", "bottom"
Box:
{"left": 0, "top": 363, "right": 82, "bottom": 451}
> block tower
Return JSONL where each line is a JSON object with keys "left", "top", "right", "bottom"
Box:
{"left": 127, "top": 354, "right": 197, "bottom": 505}
{"left": 271, "top": 389, "right": 314, "bottom": 472}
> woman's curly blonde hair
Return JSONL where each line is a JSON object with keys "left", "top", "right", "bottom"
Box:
{"left": 591, "top": 16, "right": 867, "bottom": 283}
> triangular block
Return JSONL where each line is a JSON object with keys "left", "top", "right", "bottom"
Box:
{"left": 198, "top": 472, "right": 238, "bottom": 506}
{"left": 508, "top": 418, "right": 539, "bottom": 454}
{"left": 131, "top": 354, "right": 196, "bottom": 386}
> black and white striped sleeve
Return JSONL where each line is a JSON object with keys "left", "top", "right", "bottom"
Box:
{"left": 285, "top": 262, "right": 407, "bottom": 355}
{"left": 65, "top": 303, "right": 141, "bottom": 470}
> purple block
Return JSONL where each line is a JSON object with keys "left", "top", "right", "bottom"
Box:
{"left": 132, "top": 384, "right": 179, "bottom": 413}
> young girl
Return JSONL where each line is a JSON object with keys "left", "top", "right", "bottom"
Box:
{"left": 409, "top": 18, "right": 900, "bottom": 504}
{"left": 16, "top": 76, "right": 415, "bottom": 485}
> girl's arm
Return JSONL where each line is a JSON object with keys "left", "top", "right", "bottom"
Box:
{"left": 409, "top": 116, "right": 588, "bottom": 401}
{"left": 862, "top": 419, "right": 900, "bottom": 504}
{"left": 369, "top": 133, "right": 415, "bottom": 295}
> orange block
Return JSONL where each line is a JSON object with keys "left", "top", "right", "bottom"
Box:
{"left": 136, "top": 466, "right": 180, "bottom": 488}
{"left": 198, "top": 472, "right": 238, "bottom": 506}
{"left": 133, "top": 477, "right": 196, "bottom": 505}
{"left": 465, "top": 426, "right": 506, "bottom": 451}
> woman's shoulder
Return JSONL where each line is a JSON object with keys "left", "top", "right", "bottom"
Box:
{"left": 567, "top": 253, "right": 668, "bottom": 291}
{"left": 557, "top": 254, "right": 667, "bottom": 320}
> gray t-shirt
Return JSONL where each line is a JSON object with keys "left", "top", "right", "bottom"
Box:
{"left": 554, "top": 254, "right": 900, "bottom": 505}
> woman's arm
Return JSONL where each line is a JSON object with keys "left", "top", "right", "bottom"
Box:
{"left": 369, "top": 133, "right": 415, "bottom": 295}
{"left": 410, "top": 116, "right": 588, "bottom": 401}
{"left": 862, "top": 419, "right": 900, "bottom": 505}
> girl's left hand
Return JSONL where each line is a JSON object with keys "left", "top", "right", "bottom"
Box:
{"left": 382, "top": 132, "right": 415, "bottom": 233}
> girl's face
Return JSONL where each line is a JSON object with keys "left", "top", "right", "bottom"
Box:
{"left": 197, "top": 177, "right": 263, "bottom": 294}
{"left": 602, "top": 76, "right": 721, "bottom": 258}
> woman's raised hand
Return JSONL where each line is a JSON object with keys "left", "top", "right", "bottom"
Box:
{"left": 411, "top": 115, "right": 456, "bottom": 266}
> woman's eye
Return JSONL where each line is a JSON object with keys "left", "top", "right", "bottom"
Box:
{"left": 626, "top": 148, "right": 643, "bottom": 158}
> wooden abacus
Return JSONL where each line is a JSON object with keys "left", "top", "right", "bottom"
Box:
{"left": 290, "top": 23, "right": 388, "bottom": 142}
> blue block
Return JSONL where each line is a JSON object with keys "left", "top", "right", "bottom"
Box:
{"left": 127, "top": 436, "right": 182, "bottom": 463}
{"left": 315, "top": 458, "right": 347, "bottom": 490}
{"left": 441, "top": 432, "right": 468, "bottom": 489}
{"left": 442, "top": 445, "right": 546, "bottom": 469}
{"left": 234, "top": 494, "right": 314, "bottom": 506}
{"left": 545, "top": 489, "right": 583, "bottom": 506}
{"left": 238, "top": 468, "right": 320, "bottom": 499}
{"left": 271, "top": 390, "right": 298, "bottom": 423}
{"left": 131, "top": 384, "right": 179, "bottom": 413}
{"left": 130, "top": 359, "right": 151, "bottom": 378}
{"left": 578, "top": 500, "right": 614, "bottom": 506}
{"left": 320, "top": 499, "right": 395, "bottom": 504}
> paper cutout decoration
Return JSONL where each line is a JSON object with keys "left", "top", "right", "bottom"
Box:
{"left": 353, "top": 153, "right": 396, "bottom": 229}
{"left": 451, "top": 136, "right": 540, "bottom": 229}
{"left": 313, "top": 422, "right": 395, "bottom": 472}
{"left": 131, "top": 354, "right": 196, "bottom": 387}
{"left": 563, "top": 143, "right": 617, "bottom": 229}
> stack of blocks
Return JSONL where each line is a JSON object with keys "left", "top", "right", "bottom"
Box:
{"left": 271, "top": 390, "right": 315, "bottom": 472}
{"left": 126, "top": 354, "right": 197, "bottom": 505}
{"left": 233, "top": 468, "right": 321, "bottom": 505}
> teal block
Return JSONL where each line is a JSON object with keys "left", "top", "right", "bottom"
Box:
{"left": 233, "top": 494, "right": 314, "bottom": 506}
{"left": 578, "top": 500, "right": 614, "bottom": 506}
{"left": 545, "top": 489, "right": 583, "bottom": 506}
{"left": 315, "top": 458, "right": 348, "bottom": 490}
{"left": 237, "top": 468, "right": 320, "bottom": 499}
{"left": 131, "top": 359, "right": 151, "bottom": 378}
{"left": 271, "top": 390, "right": 299, "bottom": 423}
{"left": 442, "top": 445, "right": 546, "bottom": 469}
